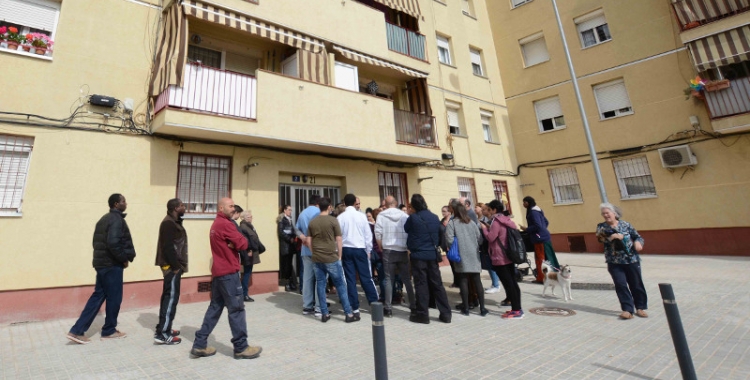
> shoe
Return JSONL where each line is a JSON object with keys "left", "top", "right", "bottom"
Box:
{"left": 409, "top": 314, "right": 430, "bottom": 324}
{"left": 321, "top": 314, "right": 331, "bottom": 323}
{"left": 154, "top": 334, "right": 182, "bottom": 345}
{"left": 502, "top": 310, "right": 524, "bottom": 319}
{"left": 480, "top": 308, "right": 489, "bottom": 317}
{"left": 620, "top": 311, "right": 634, "bottom": 319}
{"left": 314, "top": 311, "right": 322, "bottom": 318}
{"left": 635, "top": 309, "right": 649, "bottom": 318}
{"left": 485, "top": 287, "right": 500, "bottom": 294}
{"left": 353, "top": 311, "right": 361, "bottom": 321}
{"left": 469, "top": 302, "right": 478, "bottom": 310}
{"left": 345, "top": 314, "right": 358, "bottom": 323}
{"left": 439, "top": 314, "right": 452, "bottom": 324}
{"left": 101, "top": 330, "right": 127, "bottom": 340}
{"left": 170, "top": 329, "right": 180, "bottom": 336}
{"left": 289, "top": 284, "right": 298, "bottom": 291}
{"left": 455, "top": 303, "right": 466, "bottom": 311}
{"left": 500, "top": 299, "right": 511, "bottom": 306}
{"left": 190, "top": 346, "right": 217, "bottom": 358}
{"left": 384, "top": 309, "right": 393, "bottom": 318}
{"left": 460, "top": 308, "right": 470, "bottom": 316}
{"left": 302, "top": 308, "right": 315, "bottom": 315}
{"left": 409, "top": 308, "right": 417, "bottom": 317}
{"left": 244, "top": 296, "right": 254, "bottom": 302}
{"left": 285, "top": 284, "right": 291, "bottom": 292}
{"left": 66, "top": 332, "right": 90, "bottom": 345}
{"left": 234, "top": 345, "right": 262, "bottom": 360}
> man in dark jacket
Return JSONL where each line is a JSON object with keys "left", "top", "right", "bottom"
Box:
{"left": 153, "top": 198, "right": 188, "bottom": 345}
{"left": 66, "top": 193, "right": 136, "bottom": 344}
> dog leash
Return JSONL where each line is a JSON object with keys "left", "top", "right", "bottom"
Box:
{"left": 543, "top": 261, "right": 571, "bottom": 279}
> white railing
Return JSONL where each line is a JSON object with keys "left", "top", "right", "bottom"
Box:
{"left": 155, "top": 62, "right": 257, "bottom": 119}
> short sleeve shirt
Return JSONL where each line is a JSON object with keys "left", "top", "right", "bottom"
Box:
{"left": 308, "top": 215, "right": 342, "bottom": 263}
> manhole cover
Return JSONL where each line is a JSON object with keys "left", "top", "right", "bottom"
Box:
{"left": 528, "top": 307, "right": 577, "bottom": 317}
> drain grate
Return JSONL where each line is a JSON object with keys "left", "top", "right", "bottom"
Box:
{"left": 197, "top": 281, "right": 212, "bottom": 293}
{"left": 571, "top": 282, "right": 615, "bottom": 290}
{"left": 528, "top": 307, "right": 576, "bottom": 317}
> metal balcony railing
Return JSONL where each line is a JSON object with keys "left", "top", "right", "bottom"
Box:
{"left": 155, "top": 62, "right": 257, "bottom": 119}
{"left": 386, "top": 22, "right": 426, "bottom": 61}
{"left": 394, "top": 109, "right": 437, "bottom": 147}
{"left": 704, "top": 77, "right": 750, "bottom": 118}
{"left": 671, "top": 0, "right": 750, "bottom": 30}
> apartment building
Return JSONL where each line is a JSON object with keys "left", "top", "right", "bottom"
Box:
{"left": 486, "top": 0, "right": 750, "bottom": 256}
{"left": 0, "top": 0, "right": 516, "bottom": 323}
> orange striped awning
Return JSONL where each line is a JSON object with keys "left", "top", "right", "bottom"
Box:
{"left": 374, "top": 0, "right": 422, "bottom": 20}
{"left": 332, "top": 45, "right": 428, "bottom": 78}
{"left": 687, "top": 25, "right": 750, "bottom": 72}
{"left": 149, "top": 0, "right": 188, "bottom": 97}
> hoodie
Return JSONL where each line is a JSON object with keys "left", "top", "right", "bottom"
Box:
{"left": 526, "top": 205, "right": 551, "bottom": 244}
{"left": 374, "top": 207, "right": 409, "bottom": 251}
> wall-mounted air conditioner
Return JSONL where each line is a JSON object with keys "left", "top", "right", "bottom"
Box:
{"left": 658, "top": 145, "right": 697, "bottom": 169}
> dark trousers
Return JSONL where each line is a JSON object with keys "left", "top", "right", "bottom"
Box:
{"left": 69, "top": 266, "right": 124, "bottom": 337}
{"left": 411, "top": 259, "right": 451, "bottom": 318}
{"left": 341, "top": 247, "right": 380, "bottom": 311}
{"left": 242, "top": 263, "right": 254, "bottom": 296}
{"left": 297, "top": 253, "right": 304, "bottom": 292}
{"left": 155, "top": 268, "right": 182, "bottom": 338}
{"left": 458, "top": 272, "right": 484, "bottom": 310}
{"left": 193, "top": 273, "right": 248, "bottom": 353}
{"left": 608, "top": 262, "right": 648, "bottom": 313}
{"left": 494, "top": 264, "right": 522, "bottom": 311}
{"left": 280, "top": 252, "right": 297, "bottom": 285}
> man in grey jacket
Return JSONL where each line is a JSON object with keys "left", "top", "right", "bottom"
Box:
{"left": 374, "top": 196, "right": 415, "bottom": 317}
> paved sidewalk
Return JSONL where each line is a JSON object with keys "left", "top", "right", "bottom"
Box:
{"left": 1, "top": 253, "right": 748, "bottom": 379}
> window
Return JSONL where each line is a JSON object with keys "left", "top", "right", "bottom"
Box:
{"left": 378, "top": 171, "right": 408, "bottom": 206}
{"left": 0, "top": 0, "right": 60, "bottom": 56}
{"left": 613, "top": 156, "right": 656, "bottom": 199}
{"left": 519, "top": 33, "right": 549, "bottom": 67}
{"left": 548, "top": 167, "right": 583, "bottom": 204}
{"left": 334, "top": 61, "right": 359, "bottom": 92}
{"left": 281, "top": 52, "right": 299, "bottom": 78}
{"left": 593, "top": 79, "right": 633, "bottom": 119}
{"left": 493, "top": 180, "right": 512, "bottom": 215}
{"left": 437, "top": 35, "right": 452, "bottom": 65}
{"left": 534, "top": 96, "right": 566, "bottom": 132}
{"left": 461, "top": 0, "right": 474, "bottom": 17}
{"left": 177, "top": 153, "right": 231, "bottom": 214}
{"left": 470, "top": 48, "right": 484, "bottom": 76}
{"left": 446, "top": 102, "right": 462, "bottom": 135}
{"left": 575, "top": 10, "right": 611, "bottom": 48}
{"left": 511, "top": 0, "right": 532, "bottom": 8}
{"left": 188, "top": 45, "right": 222, "bottom": 69}
{"left": 0, "top": 134, "right": 33, "bottom": 214}
{"left": 480, "top": 110, "right": 499, "bottom": 143}
{"left": 457, "top": 177, "right": 477, "bottom": 203}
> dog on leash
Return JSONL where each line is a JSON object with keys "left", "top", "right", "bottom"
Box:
{"left": 542, "top": 262, "right": 573, "bottom": 302}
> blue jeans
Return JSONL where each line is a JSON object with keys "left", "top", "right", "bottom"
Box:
{"left": 241, "top": 263, "right": 254, "bottom": 297}
{"left": 607, "top": 262, "right": 648, "bottom": 314}
{"left": 70, "top": 266, "right": 124, "bottom": 337}
{"left": 341, "top": 247, "right": 379, "bottom": 311}
{"left": 314, "top": 261, "right": 352, "bottom": 316}
{"left": 489, "top": 269, "right": 500, "bottom": 288}
{"left": 301, "top": 255, "right": 320, "bottom": 311}
{"left": 193, "top": 273, "right": 248, "bottom": 353}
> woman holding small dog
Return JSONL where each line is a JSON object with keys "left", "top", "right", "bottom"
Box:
{"left": 445, "top": 201, "right": 486, "bottom": 316}
{"left": 481, "top": 200, "right": 524, "bottom": 319}
{"left": 596, "top": 203, "right": 647, "bottom": 320}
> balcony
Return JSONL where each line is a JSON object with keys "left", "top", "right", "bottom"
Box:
{"left": 394, "top": 109, "right": 437, "bottom": 147}
{"left": 704, "top": 77, "right": 750, "bottom": 118}
{"left": 386, "top": 22, "right": 426, "bottom": 61}
{"left": 672, "top": 0, "right": 750, "bottom": 30}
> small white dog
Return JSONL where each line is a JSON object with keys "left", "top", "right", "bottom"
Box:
{"left": 542, "top": 262, "right": 573, "bottom": 302}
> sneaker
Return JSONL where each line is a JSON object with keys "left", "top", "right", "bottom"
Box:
{"left": 502, "top": 310, "right": 524, "bottom": 319}
{"left": 384, "top": 309, "right": 393, "bottom": 318}
{"left": 635, "top": 309, "right": 648, "bottom": 318}
{"left": 485, "top": 286, "right": 501, "bottom": 294}
{"left": 190, "top": 346, "right": 217, "bottom": 358}
{"left": 345, "top": 314, "right": 358, "bottom": 323}
{"left": 314, "top": 311, "right": 322, "bottom": 318}
{"left": 460, "top": 308, "right": 470, "bottom": 316}
{"left": 321, "top": 314, "right": 331, "bottom": 323}
{"left": 480, "top": 308, "right": 489, "bottom": 317}
{"left": 170, "top": 329, "right": 180, "bottom": 336}
{"left": 302, "top": 308, "right": 315, "bottom": 315}
{"left": 244, "top": 296, "right": 254, "bottom": 302}
{"left": 101, "top": 330, "right": 127, "bottom": 340}
{"left": 620, "top": 311, "right": 634, "bottom": 319}
{"left": 353, "top": 311, "right": 361, "bottom": 321}
{"left": 66, "top": 332, "right": 90, "bottom": 345}
{"left": 154, "top": 334, "right": 182, "bottom": 345}
{"left": 438, "top": 314, "right": 452, "bottom": 324}
{"left": 500, "top": 299, "right": 512, "bottom": 306}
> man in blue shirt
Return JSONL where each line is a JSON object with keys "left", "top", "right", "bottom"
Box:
{"left": 296, "top": 194, "right": 322, "bottom": 315}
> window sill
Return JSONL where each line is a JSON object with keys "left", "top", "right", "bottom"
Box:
{"left": 484, "top": 140, "right": 501, "bottom": 145}
{"left": 0, "top": 46, "right": 54, "bottom": 61}
{"left": 473, "top": 73, "right": 489, "bottom": 79}
{"left": 183, "top": 214, "right": 217, "bottom": 220}
{"left": 439, "top": 62, "right": 457, "bottom": 69}
{"left": 620, "top": 195, "right": 658, "bottom": 201}
{"left": 451, "top": 133, "right": 468, "bottom": 139}
{"left": 599, "top": 112, "right": 634, "bottom": 121}
{"left": 523, "top": 60, "right": 549, "bottom": 69}
{"left": 462, "top": 12, "right": 477, "bottom": 20}
{"left": 0, "top": 211, "right": 23, "bottom": 218}
{"left": 433, "top": 0, "right": 447, "bottom": 5}
{"left": 511, "top": 1, "right": 533, "bottom": 10}
{"left": 552, "top": 201, "right": 583, "bottom": 206}
{"left": 581, "top": 39, "right": 612, "bottom": 50}
{"left": 539, "top": 126, "right": 567, "bottom": 134}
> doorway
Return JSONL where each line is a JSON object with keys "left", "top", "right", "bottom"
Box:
{"left": 279, "top": 184, "right": 341, "bottom": 220}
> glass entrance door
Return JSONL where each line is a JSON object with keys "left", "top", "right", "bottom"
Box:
{"left": 279, "top": 184, "right": 341, "bottom": 220}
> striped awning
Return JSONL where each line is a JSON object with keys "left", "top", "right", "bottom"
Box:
{"left": 332, "top": 45, "right": 428, "bottom": 78}
{"left": 671, "top": 0, "right": 750, "bottom": 27}
{"left": 373, "top": 0, "right": 422, "bottom": 20}
{"left": 149, "top": 0, "right": 188, "bottom": 97}
{"left": 687, "top": 25, "right": 750, "bottom": 72}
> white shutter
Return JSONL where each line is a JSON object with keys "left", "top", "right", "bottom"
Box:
{"left": 521, "top": 36, "right": 550, "bottom": 67}
{"left": 447, "top": 108, "right": 460, "bottom": 127}
{"left": 594, "top": 80, "right": 631, "bottom": 114}
{"left": 534, "top": 96, "right": 563, "bottom": 121}
{"left": 470, "top": 49, "right": 482, "bottom": 65}
{"left": 334, "top": 62, "right": 359, "bottom": 92}
{"left": 437, "top": 36, "right": 450, "bottom": 50}
{"left": 462, "top": 0, "right": 470, "bottom": 13}
{"left": 0, "top": 0, "right": 59, "bottom": 32}
{"left": 575, "top": 10, "right": 607, "bottom": 33}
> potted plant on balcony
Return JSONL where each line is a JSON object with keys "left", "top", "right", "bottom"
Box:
{"left": 684, "top": 76, "right": 705, "bottom": 100}
{"left": 26, "top": 33, "right": 53, "bottom": 55}
{"left": 4, "top": 26, "right": 25, "bottom": 51}
{"left": 704, "top": 79, "right": 730, "bottom": 92}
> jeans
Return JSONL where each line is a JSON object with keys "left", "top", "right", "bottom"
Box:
{"left": 494, "top": 264, "right": 522, "bottom": 311}
{"left": 70, "top": 266, "right": 124, "bottom": 337}
{"left": 608, "top": 262, "right": 648, "bottom": 314}
{"left": 314, "top": 261, "right": 352, "bottom": 316}
{"left": 241, "top": 263, "right": 254, "bottom": 297}
{"left": 411, "top": 259, "right": 451, "bottom": 318}
{"left": 488, "top": 269, "right": 500, "bottom": 288}
{"left": 382, "top": 249, "right": 415, "bottom": 310}
{"left": 341, "top": 247, "right": 380, "bottom": 311}
{"left": 301, "top": 255, "right": 320, "bottom": 311}
{"left": 193, "top": 273, "right": 248, "bottom": 353}
{"left": 155, "top": 268, "right": 182, "bottom": 338}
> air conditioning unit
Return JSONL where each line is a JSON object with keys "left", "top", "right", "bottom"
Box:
{"left": 658, "top": 145, "right": 697, "bottom": 168}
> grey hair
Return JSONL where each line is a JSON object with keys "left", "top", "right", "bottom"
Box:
{"left": 240, "top": 210, "right": 253, "bottom": 219}
{"left": 599, "top": 203, "right": 622, "bottom": 219}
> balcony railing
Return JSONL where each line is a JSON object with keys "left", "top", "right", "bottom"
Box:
{"left": 155, "top": 62, "right": 257, "bottom": 119}
{"left": 386, "top": 22, "right": 426, "bottom": 61}
{"left": 705, "top": 77, "right": 750, "bottom": 118}
{"left": 394, "top": 109, "right": 437, "bottom": 147}
{"left": 672, "top": 0, "right": 750, "bottom": 30}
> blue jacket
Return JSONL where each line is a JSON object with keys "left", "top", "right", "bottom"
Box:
{"left": 404, "top": 209, "right": 441, "bottom": 261}
{"left": 526, "top": 207, "right": 551, "bottom": 244}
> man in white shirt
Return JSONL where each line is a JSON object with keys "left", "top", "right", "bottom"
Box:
{"left": 338, "top": 193, "right": 379, "bottom": 320}
{"left": 374, "top": 196, "right": 415, "bottom": 317}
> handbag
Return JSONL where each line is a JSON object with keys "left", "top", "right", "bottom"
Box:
{"left": 446, "top": 238, "right": 461, "bottom": 263}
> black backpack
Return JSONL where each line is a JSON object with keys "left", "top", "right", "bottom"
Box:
{"left": 500, "top": 227, "right": 527, "bottom": 265}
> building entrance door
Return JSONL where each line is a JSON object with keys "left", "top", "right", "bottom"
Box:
{"left": 279, "top": 184, "right": 341, "bottom": 220}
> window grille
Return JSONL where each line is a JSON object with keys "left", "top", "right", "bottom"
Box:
{"left": 613, "top": 156, "right": 657, "bottom": 198}
{"left": 493, "top": 180, "right": 512, "bottom": 215}
{"left": 187, "top": 45, "right": 222, "bottom": 69}
{"left": 177, "top": 153, "right": 231, "bottom": 213}
{"left": 457, "top": 177, "right": 476, "bottom": 203}
{"left": 0, "top": 134, "right": 33, "bottom": 213}
{"left": 548, "top": 167, "right": 583, "bottom": 204}
{"left": 379, "top": 171, "right": 408, "bottom": 206}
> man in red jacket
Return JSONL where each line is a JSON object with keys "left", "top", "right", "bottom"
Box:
{"left": 190, "top": 198, "right": 263, "bottom": 360}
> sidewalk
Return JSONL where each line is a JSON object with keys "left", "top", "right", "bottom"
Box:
{"left": 1, "top": 253, "right": 748, "bottom": 379}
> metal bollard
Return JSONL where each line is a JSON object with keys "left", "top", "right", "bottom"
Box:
{"left": 371, "top": 302, "right": 388, "bottom": 380}
{"left": 659, "top": 283, "right": 697, "bottom": 380}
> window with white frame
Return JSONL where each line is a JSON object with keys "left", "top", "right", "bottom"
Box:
{"left": 457, "top": 177, "right": 476, "bottom": 203}
{"left": 378, "top": 171, "right": 408, "bottom": 207}
{"left": 0, "top": 134, "right": 33, "bottom": 214}
{"left": 0, "top": 0, "right": 60, "bottom": 56}
{"left": 548, "top": 167, "right": 583, "bottom": 204}
{"left": 575, "top": 10, "right": 611, "bottom": 48}
{"left": 613, "top": 156, "right": 656, "bottom": 199}
{"left": 519, "top": 33, "right": 549, "bottom": 67}
{"left": 177, "top": 153, "right": 231, "bottom": 214}
{"left": 470, "top": 48, "right": 484, "bottom": 76}
{"left": 446, "top": 103, "right": 462, "bottom": 136}
{"left": 594, "top": 79, "right": 633, "bottom": 119}
{"left": 437, "top": 35, "right": 452, "bottom": 65}
{"left": 334, "top": 61, "right": 359, "bottom": 92}
{"left": 461, "top": 0, "right": 474, "bottom": 17}
{"left": 481, "top": 110, "right": 499, "bottom": 143}
{"left": 511, "top": 0, "right": 532, "bottom": 8}
{"left": 534, "top": 96, "right": 566, "bottom": 132}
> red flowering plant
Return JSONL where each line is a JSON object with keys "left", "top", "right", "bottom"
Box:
{"left": 26, "top": 33, "right": 53, "bottom": 49}
{"left": 5, "top": 26, "right": 25, "bottom": 44}
{"left": 0, "top": 26, "right": 6, "bottom": 41}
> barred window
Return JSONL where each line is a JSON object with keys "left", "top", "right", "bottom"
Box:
{"left": 0, "top": 134, "right": 33, "bottom": 213}
{"left": 177, "top": 153, "right": 231, "bottom": 213}
{"left": 548, "top": 167, "right": 583, "bottom": 204}
{"left": 457, "top": 177, "right": 476, "bottom": 203}
{"left": 379, "top": 171, "right": 408, "bottom": 206}
{"left": 613, "top": 156, "right": 656, "bottom": 199}
{"left": 493, "top": 180, "right": 512, "bottom": 215}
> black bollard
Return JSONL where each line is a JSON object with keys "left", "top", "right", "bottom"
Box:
{"left": 659, "top": 283, "right": 697, "bottom": 380}
{"left": 371, "top": 302, "right": 388, "bottom": 380}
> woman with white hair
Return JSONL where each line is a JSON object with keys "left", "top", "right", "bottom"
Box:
{"left": 596, "top": 203, "right": 647, "bottom": 320}
{"left": 239, "top": 210, "right": 263, "bottom": 302}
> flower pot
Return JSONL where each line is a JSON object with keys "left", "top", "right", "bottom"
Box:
{"left": 691, "top": 89, "right": 704, "bottom": 100}
{"left": 684, "top": 21, "right": 701, "bottom": 30}
{"left": 704, "top": 79, "right": 730, "bottom": 92}
{"left": 34, "top": 48, "right": 45, "bottom": 55}
{"left": 21, "top": 45, "right": 31, "bottom": 52}
{"left": 6, "top": 41, "right": 19, "bottom": 50}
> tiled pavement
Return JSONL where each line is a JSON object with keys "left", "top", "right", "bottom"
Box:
{"left": 1, "top": 253, "right": 748, "bottom": 379}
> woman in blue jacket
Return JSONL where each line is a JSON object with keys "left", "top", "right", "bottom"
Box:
{"left": 520, "top": 196, "right": 560, "bottom": 283}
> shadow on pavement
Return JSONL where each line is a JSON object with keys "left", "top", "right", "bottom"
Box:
{"left": 177, "top": 324, "right": 235, "bottom": 358}
{"left": 592, "top": 363, "right": 662, "bottom": 380}
{"left": 526, "top": 293, "right": 620, "bottom": 317}
{"left": 136, "top": 312, "right": 158, "bottom": 333}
